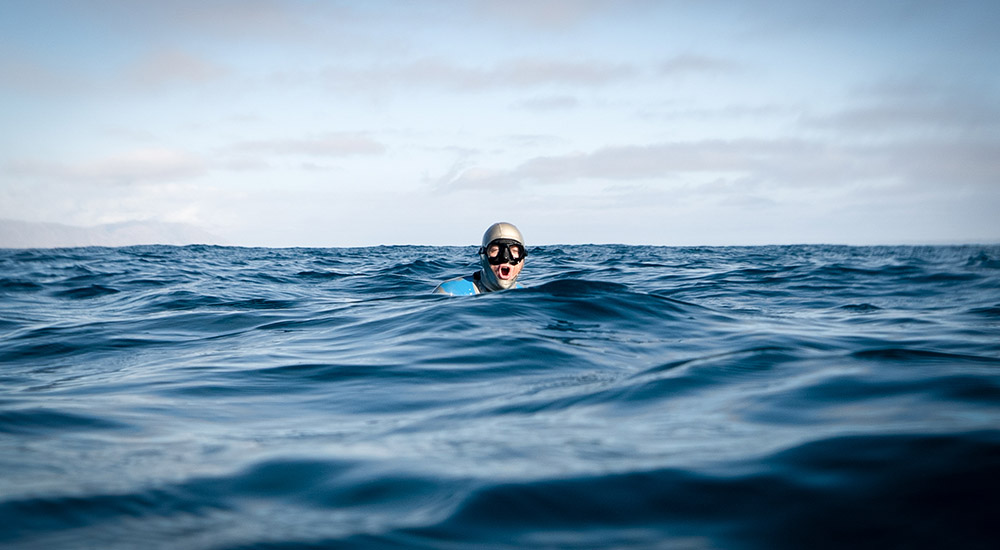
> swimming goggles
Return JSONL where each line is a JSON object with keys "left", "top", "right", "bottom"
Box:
{"left": 480, "top": 239, "right": 526, "bottom": 265}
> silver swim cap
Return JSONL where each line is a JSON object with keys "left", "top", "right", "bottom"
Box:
{"left": 481, "top": 222, "right": 525, "bottom": 249}
{"left": 478, "top": 222, "right": 525, "bottom": 291}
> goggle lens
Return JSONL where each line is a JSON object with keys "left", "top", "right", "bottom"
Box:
{"left": 480, "top": 241, "right": 525, "bottom": 265}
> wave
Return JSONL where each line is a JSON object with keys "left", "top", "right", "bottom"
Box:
{"left": 4, "top": 432, "right": 995, "bottom": 549}
{"left": 2, "top": 244, "right": 998, "bottom": 549}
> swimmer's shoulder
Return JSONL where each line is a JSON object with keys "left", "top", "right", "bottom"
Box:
{"left": 434, "top": 275, "right": 480, "bottom": 295}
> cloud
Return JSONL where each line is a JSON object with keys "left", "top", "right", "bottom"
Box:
{"left": 659, "top": 54, "right": 742, "bottom": 76}
{"left": 513, "top": 95, "right": 580, "bottom": 111}
{"left": 0, "top": 57, "right": 90, "bottom": 95}
{"left": 438, "top": 136, "right": 1000, "bottom": 193}
{"left": 503, "top": 134, "right": 568, "bottom": 147}
{"left": 872, "top": 139, "right": 1000, "bottom": 188}
{"left": 125, "top": 50, "right": 229, "bottom": 89}
{"left": 0, "top": 218, "right": 226, "bottom": 248}
{"left": 497, "top": 58, "right": 635, "bottom": 86}
{"left": 805, "top": 102, "right": 999, "bottom": 138}
{"left": 7, "top": 148, "right": 207, "bottom": 185}
{"left": 1, "top": 49, "right": 228, "bottom": 97}
{"left": 63, "top": 0, "right": 318, "bottom": 40}
{"left": 231, "top": 133, "right": 387, "bottom": 157}
{"left": 472, "top": 0, "right": 624, "bottom": 28}
{"left": 325, "top": 57, "right": 636, "bottom": 93}
{"left": 803, "top": 79, "right": 1000, "bottom": 139}
{"left": 444, "top": 140, "right": 830, "bottom": 186}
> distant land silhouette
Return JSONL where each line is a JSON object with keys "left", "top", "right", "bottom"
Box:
{"left": 0, "top": 219, "right": 226, "bottom": 248}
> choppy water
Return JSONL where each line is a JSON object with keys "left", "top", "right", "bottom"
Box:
{"left": 1, "top": 244, "right": 999, "bottom": 549}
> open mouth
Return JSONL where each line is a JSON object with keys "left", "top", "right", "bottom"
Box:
{"left": 498, "top": 265, "right": 512, "bottom": 279}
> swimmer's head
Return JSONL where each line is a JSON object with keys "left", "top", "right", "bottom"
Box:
{"left": 478, "top": 222, "right": 526, "bottom": 291}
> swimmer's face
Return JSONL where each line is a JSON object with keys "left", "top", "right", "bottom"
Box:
{"left": 487, "top": 243, "right": 524, "bottom": 282}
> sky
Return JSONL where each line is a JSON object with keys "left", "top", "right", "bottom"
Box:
{"left": 2, "top": 0, "right": 999, "bottom": 246}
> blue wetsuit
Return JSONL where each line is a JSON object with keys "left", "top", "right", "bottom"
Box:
{"left": 434, "top": 271, "right": 523, "bottom": 295}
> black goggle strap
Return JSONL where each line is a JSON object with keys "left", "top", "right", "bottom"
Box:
{"left": 479, "top": 240, "right": 526, "bottom": 265}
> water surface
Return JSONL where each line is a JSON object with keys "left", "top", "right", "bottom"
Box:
{"left": 2, "top": 244, "right": 998, "bottom": 549}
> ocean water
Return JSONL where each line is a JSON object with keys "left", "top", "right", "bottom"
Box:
{"left": 1, "top": 244, "right": 998, "bottom": 549}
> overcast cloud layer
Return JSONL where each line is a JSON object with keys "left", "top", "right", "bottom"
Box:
{"left": 2, "top": 0, "right": 998, "bottom": 246}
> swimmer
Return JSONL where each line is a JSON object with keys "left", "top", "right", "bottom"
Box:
{"left": 434, "top": 222, "right": 527, "bottom": 295}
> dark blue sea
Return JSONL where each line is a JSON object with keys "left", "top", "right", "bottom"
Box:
{"left": 2, "top": 244, "right": 999, "bottom": 549}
